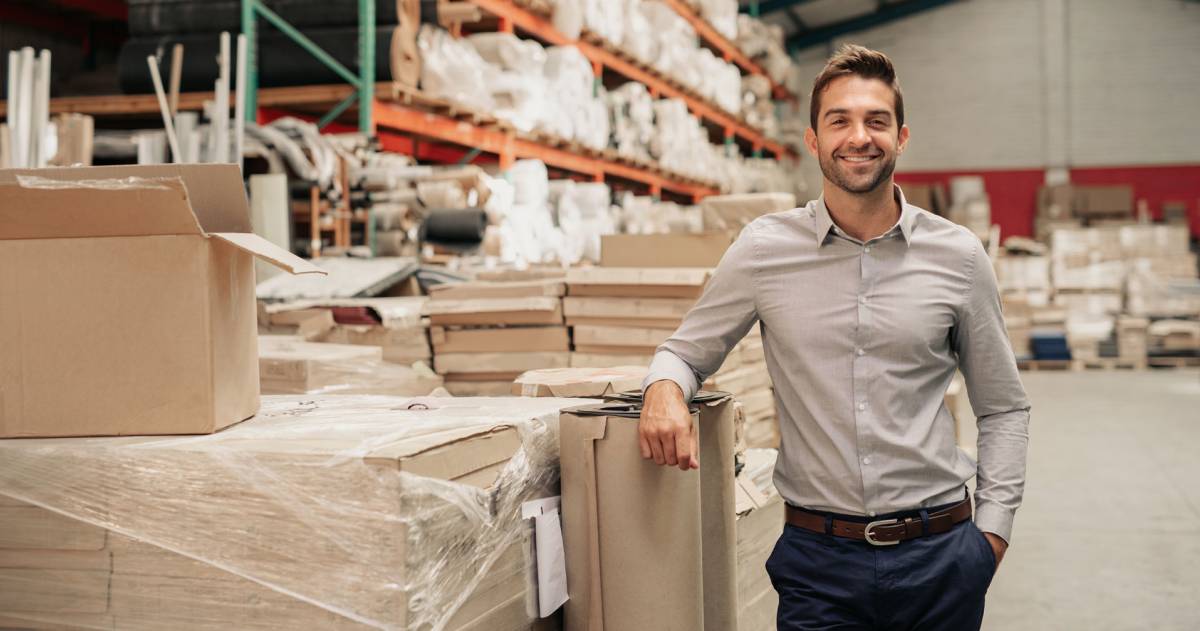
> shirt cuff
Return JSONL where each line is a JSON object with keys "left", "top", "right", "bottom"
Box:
{"left": 642, "top": 350, "right": 699, "bottom": 402}
{"left": 973, "top": 500, "right": 1015, "bottom": 544}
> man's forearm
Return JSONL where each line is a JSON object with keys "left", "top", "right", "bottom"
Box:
{"left": 974, "top": 407, "right": 1031, "bottom": 543}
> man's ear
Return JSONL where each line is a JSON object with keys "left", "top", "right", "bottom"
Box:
{"left": 804, "top": 127, "right": 819, "bottom": 159}
{"left": 897, "top": 124, "right": 910, "bottom": 155}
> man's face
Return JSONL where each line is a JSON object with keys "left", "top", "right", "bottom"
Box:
{"left": 805, "top": 75, "right": 909, "bottom": 195}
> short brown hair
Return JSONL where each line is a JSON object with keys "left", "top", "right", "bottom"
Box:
{"left": 809, "top": 44, "right": 904, "bottom": 131}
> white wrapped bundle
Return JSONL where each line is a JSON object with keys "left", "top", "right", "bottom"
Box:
{"left": 417, "top": 26, "right": 494, "bottom": 112}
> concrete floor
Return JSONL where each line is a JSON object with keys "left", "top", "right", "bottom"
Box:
{"left": 982, "top": 369, "right": 1200, "bottom": 631}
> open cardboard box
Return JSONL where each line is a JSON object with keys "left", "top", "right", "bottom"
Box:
{"left": 0, "top": 164, "right": 323, "bottom": 438}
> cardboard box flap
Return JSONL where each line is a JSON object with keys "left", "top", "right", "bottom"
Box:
{"left": 0, "top": 177, "right": 203, "bottom": 240}
{"left": 0, "top": 164, "right": 254, "bottom": 233}
{"left": 210, "top": 232, "right": 324, "bottom": 275}
{"left": 566, "top": 267, "right": 712, "bottom": 287}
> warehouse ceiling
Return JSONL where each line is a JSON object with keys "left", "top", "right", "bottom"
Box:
{"left": 738, "top": 0, "right": 960, "bottom": 53}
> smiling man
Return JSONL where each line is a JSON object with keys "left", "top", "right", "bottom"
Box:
{"left": 638, "top": 45, "right": 1030, "bottom": 630}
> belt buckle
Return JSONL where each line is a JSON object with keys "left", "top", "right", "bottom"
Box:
{"left": 864, "top": 518, "right": 900, "bottom": 546}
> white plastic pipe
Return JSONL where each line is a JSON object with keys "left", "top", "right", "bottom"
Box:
{"left": 146, "top": 55, "right": 182, "bottom": 163}
{"left": 14, "top": 47, "right": 35, "bottom": 168}
{"left": 5, "top": 51, "right": 19, "bottom": 167}
{"left": 215, "top": 32, "right": 231, "bottom": 163}
{"left": 31, "top": 49, "right": 51, "bottom": 167}
{"left": 234, "top": 33, "right": 247, "bottom": 172}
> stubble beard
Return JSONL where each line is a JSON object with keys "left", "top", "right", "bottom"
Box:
{"left": 818, "top": 149, "right": 897, "bottom": 195}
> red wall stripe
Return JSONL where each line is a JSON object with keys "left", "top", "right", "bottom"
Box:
{"left": 895, "top": 165, "right": 1200, "bottom": 239}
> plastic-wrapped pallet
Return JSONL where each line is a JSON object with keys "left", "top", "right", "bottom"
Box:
{"left": 418, "top": 25, "right": 494, "bottom": 113}
{"left": 550, "top": 0, "right": 584, "bottom": 39}
{"left": 698, "top": 0, "right": 738, "bottom": 40}
{"left": 583, "top": 0, "right": 624, "bottom": 45}
{"left": 735, "top": 14, "right": 790, "bottom": 83}
{"left": 0, "top": 394, "right": 592, "bottom": 630}
{"left": 550, "top": 179, "right": 616, "bottom": 264}
{"left": 741, "top": 74, "right": 776, "bottom": 135}
{"left": 607, "top": 82, "right": 655, "bottom": 161}
{"left": 619, "top": 0, "right": 656, "bottom": 64}
{"left": 544, "top": 46, "right": 609, "bottom": 150}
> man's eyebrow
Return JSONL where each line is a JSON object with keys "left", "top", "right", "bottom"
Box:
{"left": 823, "top": 108, "right": 849, "bottom": 119}
{"left": 867, "top": 110, "right": 894, "bottom": 118}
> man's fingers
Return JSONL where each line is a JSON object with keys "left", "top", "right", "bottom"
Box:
{"left": 689, "top": 430, "right": 700, "bottom": 470}
{"left": 674, "top": 428, "right": 694, "bottom": 471}
{"left": 661, "top": 430, "right": 679, "bottom": 466}
{"left": 648, "top": 434, "right": 666, "bottom": 465}
{"left": 639, "top": 433, "right": 652, "bottom": 459}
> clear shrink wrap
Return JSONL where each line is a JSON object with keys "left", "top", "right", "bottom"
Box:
{"left": 0, "top": 395, "right": 591, "bottom": 630}
{"left": 418, "top": 26, "right": 495, "bottom": 113}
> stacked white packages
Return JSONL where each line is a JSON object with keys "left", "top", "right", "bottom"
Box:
{"left": 735, "top": 14, "right": 791, "bottom": 83}
{"left": 608, "top": 82, "right": 656, "bottom": 161}
{"left": 698, "top": 0, "right": 739, "bottom": 40}
{"left": 545, "top": 46, "right": 611, "bottom": 151}
{"left": 551, "top": 180, "right": 618, "bottom": 263}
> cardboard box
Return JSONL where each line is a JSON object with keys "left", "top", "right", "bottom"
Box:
{"left": 431, "top": 326, "right": 570, "bottom": 353}
{"left": 512, "top": 366, "right": 648, "bottom": 398}
{"left": 600, "top": 233, "right": 733, "bottom": 268}
{"left": 428, "top": 279, "right": 566, "bottom": 300}
{"left": 566, "top": 268, "right": 711, "bottom": 299}
{"left": 560, "top": 403, "right": 705, "bottom": 630}
{"left": 0, "top": 164, "right": 323, "bottom": 438}
{"left": 700, "top": 193, "right": 795, "bottom": 230}
{"left": 424, "top": 297, "right": 564, "bottom": 326}
{"left": 561, "top": 393, "right": 739, "bottom": 631}
{"left": 257, "top": 336, "right": 442, "bottom": 396}
{"left": 1078, "top": 185, "right": 1133, "bottom": 216}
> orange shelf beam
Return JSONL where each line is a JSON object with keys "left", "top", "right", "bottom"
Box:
{"left": 373, "top": 99, "right": 718, "bottom": 200}
{"left": 659, "top": 0, "right": 795, "bottom": 102}
{"left": 465, "top": 0, "right": 795, "bottom": 158}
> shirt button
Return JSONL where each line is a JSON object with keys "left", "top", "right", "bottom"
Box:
{"left": 858, "top": 295, "right": 866, "bottom": 304}
{"left": 862, "top": 456, "right": 871, "bottom": 465}
{"left": 868, "top": 511, "right": 876, "bottom": 517}
{"left": 856, "top": 348, "right": 865, "bottom": 356}
{"left": 858, "top": 402, "right": 866, "bottom": 411}
{"left": 864, "top": 246, "right": 872, "bottom": 253}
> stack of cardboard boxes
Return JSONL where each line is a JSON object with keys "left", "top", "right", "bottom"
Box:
{"left": 1035, "top": 184, "right": 1134, "bottom": 242}
{"left": 734, "top": 448, "right": 785, "bottom": 631}
{"left": 424, "top": 280, "right": 571, "bottom": 395}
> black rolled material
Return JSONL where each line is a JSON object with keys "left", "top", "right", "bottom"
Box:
{"left": 118, "top": 26, "right": 395, "bottom": 94}
{"left": 127, "top": 0, "right": 399, "bottom": 36}
{"left": 419, "top": 209, "right": 489, "bottom": 244}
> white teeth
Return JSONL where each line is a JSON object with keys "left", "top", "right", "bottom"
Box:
{"left": 842, "top": 156, "right": 875, "bottom": 162}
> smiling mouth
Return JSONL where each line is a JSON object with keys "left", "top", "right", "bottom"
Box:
{"left": 838, "top": 155, "right": 880, "bottom": 163}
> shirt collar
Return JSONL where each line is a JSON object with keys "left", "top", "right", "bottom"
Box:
{"left": 815, "top": 184, "right": 917, "bottom": 247}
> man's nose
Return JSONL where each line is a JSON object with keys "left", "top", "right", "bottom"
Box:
{"left": 848, "top": 123, "right": 871, "bottom": 147}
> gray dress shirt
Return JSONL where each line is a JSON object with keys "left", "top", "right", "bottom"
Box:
{"left": 644, "top": 187, "right": 1031, "bottom": 542}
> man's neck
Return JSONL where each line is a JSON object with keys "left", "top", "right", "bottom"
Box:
{"left": 823, "top": 180, "right": 901, "bottom": 242}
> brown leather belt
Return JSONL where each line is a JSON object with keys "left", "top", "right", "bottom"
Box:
{"left": 785, "top": 499, "right": 972, "bottom": 546}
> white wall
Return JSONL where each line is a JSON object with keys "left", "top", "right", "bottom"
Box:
{"left": 787, "top": 0, "right": 1200, "bottom": 182}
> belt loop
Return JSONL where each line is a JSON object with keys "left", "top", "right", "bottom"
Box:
{"left": 918, "top": 509, "right": 930, "bottom": 537}
{"left": 824, "top": 515, "right": 833, "bottom": 535}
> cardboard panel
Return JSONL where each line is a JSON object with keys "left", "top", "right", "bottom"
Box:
{"left": 600, "top": 233, "right": 733, "bottom": 268}
{"left": 210, "top": 233, "right": 323, "bottom": 275}
{"left": 0, "top": 506, "right": 108, "bottom": 550}
{"left": 0, "top": 569, "right": 110, "bottom": 613}
{"left": 0, "top": 178, "right": 201, "bottom": 240}
{"left": 430, "top": 326, "right": 569, "bottom": 353}
{"left": 0, "top": 236, "right": 215, "bottom": 437}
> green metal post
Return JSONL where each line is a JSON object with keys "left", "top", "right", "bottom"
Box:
{"left": 358, "top": 0, "right": 375, "bottom": 133}
{"left": 242, "top": 0, "right": 257, "bottom": 121}
{"left": 359, "top": 0, "right": 375, "bottom": 254}
{"left": 254, "top": 3, "right": 361, "bottom": 85}
{"left": 318, "top": 92, "right": 359, "bottom": 129}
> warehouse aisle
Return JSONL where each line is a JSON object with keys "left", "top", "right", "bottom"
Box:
{"left": 982, "top": 369, "right": 1200, "bottom": 631}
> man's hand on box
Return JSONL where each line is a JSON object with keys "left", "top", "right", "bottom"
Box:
{"left": 638, "top": 380, "right": 699, "bottom": 471}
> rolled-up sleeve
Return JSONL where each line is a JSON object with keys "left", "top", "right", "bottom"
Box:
{"left": 643, "top": 225, "right": 761, "bottom": 401}
{"left": 952, "top": 240, "right": 1032, "bottom": 543}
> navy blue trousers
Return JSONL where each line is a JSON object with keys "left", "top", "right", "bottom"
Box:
{"left": 766, "top": 507, "right": 997, "bottom": 630}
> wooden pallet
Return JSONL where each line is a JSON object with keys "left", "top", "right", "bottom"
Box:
{"left": 1016, "top": 359, "right": 1073, "bottom": 371}
{"left": 1147, "top": 356, "right": 1200, "bottom": 369}
{"left": 1071, "top": 358, "right": 1147, "bottom": 371}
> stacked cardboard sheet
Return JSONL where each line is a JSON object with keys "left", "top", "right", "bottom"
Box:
{"left": 259, "top": 296, "right": 432, "bottom": 365}
{"left": 565, "top": 268, "right": 708, "bottom": 369}
{"left": 705, "top": 328, "right": 775, "bottom": 449}
{"left": 0, "top": 395, "right": 590, "bottom": 630}
{"left": 258, "top": 336, "right": 443, "bottom": 396}
{"left": 425, "top": 280, "right": 570, "bottom": 395}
